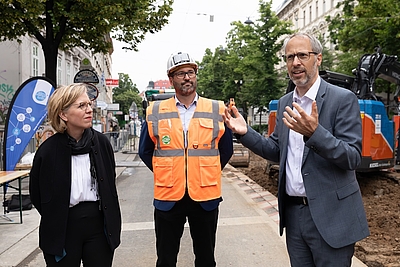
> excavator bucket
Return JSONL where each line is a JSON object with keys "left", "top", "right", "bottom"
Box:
{"left": 229, "top": 142, "right": 250, "bottom": 167}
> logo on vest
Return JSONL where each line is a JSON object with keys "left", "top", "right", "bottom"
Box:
{"left": 161, "top": 135, "right": 171, "bottom": 145}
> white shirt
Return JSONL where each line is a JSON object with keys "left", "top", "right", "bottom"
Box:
{"left": 285, "top": 76, "right": 320, "bottom": 197}
{"left": 175, "top": 94, "right": 198, "bottom": 148}
{"left": 69, "top": 154, "right": 98, "bottom": 207}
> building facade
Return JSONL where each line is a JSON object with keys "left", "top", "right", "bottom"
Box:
{"left": 0, "top": 35, "right": 115, "bottom": 132}
{"left": 274, "top": 0, "right": 342, "bottom": 69}
{"left": 153, "top": 79, "right": 172, "bottom": 89}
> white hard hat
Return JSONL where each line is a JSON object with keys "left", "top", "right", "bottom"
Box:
{"left": 167, "top": 52, "right": 198, "bottom": 76}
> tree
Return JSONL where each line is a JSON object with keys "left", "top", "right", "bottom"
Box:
{"left": 197, "top": 47, "right": 233, "bottom": 102}
{"left": 317, "top": 34, "right": 335, "bottom": 71}
{"left": 225, "top": 1, "right": 292, "bottom": 118}
{"left": 327, "top": 0, "right": 400, "bottom": 56}
{"left": 112, "top": 73, "right": 143, "bottom": 123}
{"left": 0, "top": 0, "right": 173, "bottom": 84}
{"left": 326, "top": 0, "right": 400, "bottom": 95}
{"left": 331, "top": 51, "right": 364, "bottom": 76}
{"left": 197, "top": 1, "right": 292, "bottom": 129}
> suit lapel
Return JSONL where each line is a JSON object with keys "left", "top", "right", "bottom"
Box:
{"left": 301, "top": 79, "right": 327, "bottom": 165}
{"left": 280, "top": 93, "right": 293, "bottom": 165}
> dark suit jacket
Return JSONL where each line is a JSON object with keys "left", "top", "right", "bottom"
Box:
{"left": 29, "top": 130, "right": 122, "bottom": 256}
{"left": 239, "top": 79, "right": 370, "bottom": 248}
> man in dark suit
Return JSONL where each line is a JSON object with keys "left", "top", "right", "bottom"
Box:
{"left": 223, "top": 32, "right": 370, "bottom": 266}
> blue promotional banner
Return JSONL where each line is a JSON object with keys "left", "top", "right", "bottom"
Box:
{"left": 3, "top": 77, "right": 55, "bottom": 171}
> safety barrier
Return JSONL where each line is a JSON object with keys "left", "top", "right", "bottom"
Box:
{"left": 121, "top": 135, "right": 138, "bottom": 154}
{"left": 104, "top": 130, "right": 130, "bottom": 152}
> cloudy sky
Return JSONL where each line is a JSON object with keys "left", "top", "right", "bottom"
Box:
{"left": 111, "top": 0, "right": 281, "bottom": 91}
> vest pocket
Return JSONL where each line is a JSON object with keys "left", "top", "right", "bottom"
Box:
{"left": 154, "top": 157, "right": 174, "bottom": 187}
{"left": 199, "top": 156, "right": 219, "bottom": 187}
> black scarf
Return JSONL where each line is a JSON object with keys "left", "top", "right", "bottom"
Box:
{"left": 66, "top": 128, "right": 98, "bottom": 191}
{"left": 67, "top": 128, "right": 94, "bottom": 155}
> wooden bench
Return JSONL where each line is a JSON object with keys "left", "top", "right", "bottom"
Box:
{"left": 15, "top": 163, "right": 32, "bottom": 171}
{"left": 0, "top": 170, "right": 31, "bottom": 224}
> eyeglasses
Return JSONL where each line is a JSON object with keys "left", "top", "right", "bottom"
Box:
{"left": 73, "top": 101, "right": 93, "bottom": 111}
{"left": 282, "top": 52, "right": 319, "bottom": 63}
{"left": 174, "top": 70, "right": 196, "bottom": 79}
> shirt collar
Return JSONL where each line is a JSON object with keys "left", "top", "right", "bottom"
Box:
{"left": 293, "top": 76, "right": 320, "bottom": 102}
{"left": 175, "top": 93, "right": 198, "bottom": 108}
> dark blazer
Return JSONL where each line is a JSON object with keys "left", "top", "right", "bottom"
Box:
{"left": 29, "top": 130, "right": 122, "bottom": 256}
{"left": 239, "top": 79, "right": 370, "bottom": 248}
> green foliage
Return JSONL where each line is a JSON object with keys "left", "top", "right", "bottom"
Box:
{"left": 0, "top": 0, "right": 173, "bottom": 83}
{"left": 197, "top": 47, "right": 231, "bottom": 102}
{"left": 327, "top": 0, "right": 400, "bottom": 55}
{"left": 331, "top": 51, "right": 364, "bottom": 75}
{"left": 327, "top": 0, "right": 400, "bottom": 94}
{"left": 317, "top": 34, "right": 335, "bottom": 71}
{"left": 112, "top": 73, "right": 143, "bottom": 119}
{"left": 197, "top": 0, "right": 292, "bottom": 114}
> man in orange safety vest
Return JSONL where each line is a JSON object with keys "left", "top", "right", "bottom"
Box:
{"left": 139, "top": 51, "right": 233, "bottom": 267}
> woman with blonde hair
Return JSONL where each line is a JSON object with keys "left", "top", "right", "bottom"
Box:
{"left": 30, "top": 83, "right": 121, "bottom": 267}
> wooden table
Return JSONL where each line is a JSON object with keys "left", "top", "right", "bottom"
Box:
{"left": 15, "top": 163, "right": 32, "bottom": 170}
{"left": 0, "top": 170, "right": 31, "bottom": 224}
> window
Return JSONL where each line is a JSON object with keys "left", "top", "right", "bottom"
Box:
{"left": 57, "top": 57, "right": 62, "bottom": 86}
{"left": 32, "top": 44, "right": 39, "bottom": 77}
{"left": 316, "top": 1, "right": 319, "bottom": 18}
{"left": 66, "top": 62, "right": 71, "bottom": 84}
{"left": 309, "top": 6, "right": 312, "bottom": 23}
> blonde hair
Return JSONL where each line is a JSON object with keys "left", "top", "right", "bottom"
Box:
{"left": 47, "top": 83, "right": 89, "bottom": 133}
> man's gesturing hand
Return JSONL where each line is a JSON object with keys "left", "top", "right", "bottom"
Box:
{"left": 222, "top": 105, "right": 248, "bottom": 135}
{"left": 282, "top": 101, "right": 318, "bottom": 138}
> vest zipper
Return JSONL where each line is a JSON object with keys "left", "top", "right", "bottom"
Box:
{"left": 184, "top": 130, "right": 188, "bottom": 192}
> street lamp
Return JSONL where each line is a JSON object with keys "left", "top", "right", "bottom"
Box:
{"left": 244, "top": 17, "right": 254, "bottom": 25}
{"left": 234, "top": 79, "right": 243, "bottom": 89}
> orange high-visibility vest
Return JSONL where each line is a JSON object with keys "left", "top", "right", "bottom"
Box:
{"left": 146, "top": 97, "right": 226, "bottom": 202}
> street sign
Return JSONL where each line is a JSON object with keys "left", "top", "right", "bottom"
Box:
{"left": 85, "top": 83, "right": 99, "bottom": 101}
{"left": 106, "top": 79, "right": 119, "bottom": 86}
{"left": 74, "top": 69, "right": 99, "bottom": 84}
{"left": 97, "top": 100, "right": 108, "bottom": 110}
{"left": 79, "top": 58, "right": 94, "bottom": 70}
{"left": 107, "top": 103, "right": 120, "bottom": 111}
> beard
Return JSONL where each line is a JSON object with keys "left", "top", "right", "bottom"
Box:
{"left": 174, "top": 80, "right": 197, "bottom": 96}
{"left": 289, "top": 60, "right": 318, "bottom": 88}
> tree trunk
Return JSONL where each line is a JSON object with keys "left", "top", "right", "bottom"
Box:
{"left": 42, "top": 40, "right": 58, "bottom": 86}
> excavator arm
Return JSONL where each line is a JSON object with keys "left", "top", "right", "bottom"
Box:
{"left": 352, "top": 47, "right": 400, "bottom": 102}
